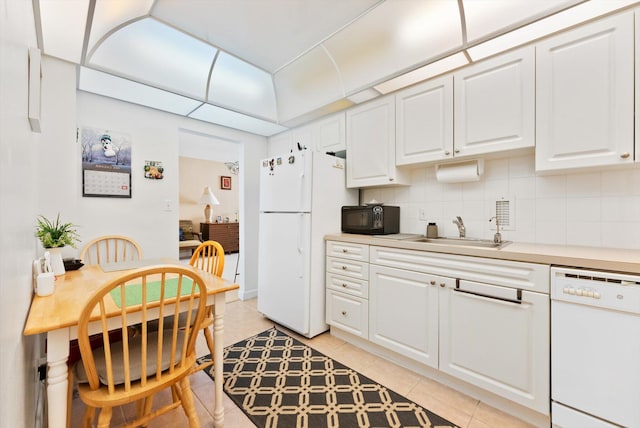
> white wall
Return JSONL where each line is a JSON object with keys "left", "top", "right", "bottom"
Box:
{"left": 0, "top": 1, "right": 41, "bottom": 426}
{"left": 73, "top": 91, "right": 266, "bottom": 295}
{"left": 362, "top": 154, "right": 640, "bottom": 249}
{"left": 0, "top": 46, "right": 266, "bottom": 425}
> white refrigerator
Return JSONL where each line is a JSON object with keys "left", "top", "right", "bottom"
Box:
{"left": 258, "top": 150, "right": 357, "bottom": 337}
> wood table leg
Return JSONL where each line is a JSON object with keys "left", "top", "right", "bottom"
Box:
{"left": 212, "top": 293, "right": 226, "bottom": 428}
{"left": 47, "top": 328, "right": 70, "bottom": 428}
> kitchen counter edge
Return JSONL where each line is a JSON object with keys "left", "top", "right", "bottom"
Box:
{"left": 325, "top": 233, "right": 640, "bottom": 275}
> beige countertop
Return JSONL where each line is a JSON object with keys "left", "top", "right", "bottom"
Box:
{"left": 325, "top": 233, "right": 640, "bottom": 275}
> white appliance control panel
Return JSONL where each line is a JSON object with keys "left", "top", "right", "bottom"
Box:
{"left": 551, "top": 267, "right": 640, "bottom": 313}
{"left": 562, "top": 287, "right": 601, "bottom": 299}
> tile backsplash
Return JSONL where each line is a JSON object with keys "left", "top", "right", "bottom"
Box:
{"left": 361, "top": 154, "right": 640, "bottom": 249}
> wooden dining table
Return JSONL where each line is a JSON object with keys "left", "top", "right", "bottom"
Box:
{"left": 24, "top": 258, "right": 239, "bottom": 428}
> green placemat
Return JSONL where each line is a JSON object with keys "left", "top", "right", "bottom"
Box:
{"left": 109, "top": 277, "right": 197, "bottom": 308}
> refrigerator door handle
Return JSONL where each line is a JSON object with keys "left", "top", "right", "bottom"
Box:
{"left": 297, "top": 213, "right": 305, "bottom": 278}
{"left": 298, "top": 170, "right": 305, "bottom": 211}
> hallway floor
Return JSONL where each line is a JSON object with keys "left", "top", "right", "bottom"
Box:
{"left": 69, "top": 296, "right": 536, "bottom": 427}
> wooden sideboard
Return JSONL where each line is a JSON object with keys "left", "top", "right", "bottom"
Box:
{"left": 200, "top": 222, "right": 239, "bottom": 253}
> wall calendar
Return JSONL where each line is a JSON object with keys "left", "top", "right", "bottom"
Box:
{"left": 79, "top": 126, "right": 132, "bottom": 198}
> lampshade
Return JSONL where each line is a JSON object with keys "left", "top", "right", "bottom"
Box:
{"left": 199, "top": 186, "right": 220, "bottom": 223}
{"left": 198, "top": 186, "right": 220, "bottom": 205}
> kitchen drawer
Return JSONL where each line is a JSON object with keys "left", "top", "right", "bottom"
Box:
{"left": 326, "top": 290, "right": 368, "bottom": 338}
{"left": 326, "top": 241, "right": 369, "bottom": 261}
{"left": 327, "top": 257, "right": 369, "bottom": 280}
{"left": 370, "top": 246, "right": 549, "bottom": 294}
{"left": 326, "top": 272, "right": 369, "bottom": 298}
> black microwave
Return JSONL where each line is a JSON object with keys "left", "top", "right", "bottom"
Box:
{"left": 341, "top": 205, "right": 400, "bottom": 235}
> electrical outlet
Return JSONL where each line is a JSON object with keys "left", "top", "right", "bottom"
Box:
{"left": 418, "top": 207, "right": 427, "bottom": 221}
{"left": 163, "top": 199, "right": 173, "bottom": 212}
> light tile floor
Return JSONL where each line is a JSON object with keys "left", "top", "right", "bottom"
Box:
{"left": 70, "top": 296, "right": 536, "bottom": 427}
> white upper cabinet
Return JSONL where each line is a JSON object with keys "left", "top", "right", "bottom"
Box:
{"left": 395, "top": 75, "right": 454, "bottom": 165}
{"left": 346, "top": 95, "right": 409, "bottom": 188}
{"left": 535, "top": 12, "right": 634, "bottom": 172}
{"left": 314, "top": 112, "right": 346, "bottom": 154}
{"left": 454, "top": 46, "right": 535, "bottom": 158}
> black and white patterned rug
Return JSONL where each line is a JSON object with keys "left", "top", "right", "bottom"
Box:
{"left": 197, "top": 327, "right": 459, "bottom": 428}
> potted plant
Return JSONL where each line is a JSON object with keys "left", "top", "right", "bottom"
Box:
{"left": 35, "top": 213, "right": 80, "bottom": 275}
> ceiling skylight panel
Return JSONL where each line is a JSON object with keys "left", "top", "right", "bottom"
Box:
{"left": 325, "top": 0, "right": 462, "bottom": 94}
{"left": 38, "top": 0, "right": 89, "bottom": 63}
{"left": 274, "top": 46, "right": 344, "bottom": 123}
{"left": 87, "top": 0, "right": 155, "bottom": 54}
{"left": 189, "top": 104, "right": 288, "bottom": 137}
{"left": 467, "top": 0, "right": 639, "bottom": 60}
{"left": 374, "top": 52, "right": 469, "bottom": 94}
{"left": 463, "top": 0, "right": 583, "bottom": 43}
{"left": 78, "top": 67, "right": 202, "bottom": 116}
{"left": 208, "top": 52, "right": 277, "bottom": 121}
{"left": 87, "top": 18, "right": 216, "bottom": 99}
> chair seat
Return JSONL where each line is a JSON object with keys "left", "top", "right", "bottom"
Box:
{"left": 75, "top": 329, "right": 185, "bottom": 386}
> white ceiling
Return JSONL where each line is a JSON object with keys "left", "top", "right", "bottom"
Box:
{"left": 152, "top": 0, "right": 381, "bottom": 73}
{"left": 35, "top": 0, "right": 638, "bottom": 136}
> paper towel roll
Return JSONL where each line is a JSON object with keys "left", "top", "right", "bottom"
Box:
{"left": 436, "top": 160, "right": 484, "bottom": 183}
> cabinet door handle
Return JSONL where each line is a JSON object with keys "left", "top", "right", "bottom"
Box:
{"left": 341, "top": 311, "right": 347, "bottom": 316}
{"left": 430, "top": 280, "right": 436, "bottom": 286}
{"left": 454, "top": 149, "right": 460, "bottom": 154}
{"left": 620, "top": 152, "right": 631, "bottom": 159}
{"left": 440, "top": 282, "right": 446, "bottom": 288}
{"left": 389, "top": 177, "right": 395, "bottom": 182}
{"left": 444, "top": 151, "right": 450, "bottom": 156}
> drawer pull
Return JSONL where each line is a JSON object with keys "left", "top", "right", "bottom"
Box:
{"left": 342, "top": 265, "right": 347, "bottom": 270}
{"left": 342, "top": 283, "right": 347, "bottom": 288}
{"left": 430, "top": 280, "right": 436, "bottom": 286}
{"left": 341, "top": 311, "right": 347, "bottom": 316}
{"left": 342, "top": 248, "right": 348, "bottom": 253}
{"left": 440, "top": 283, "right": 446, "bottom": 288}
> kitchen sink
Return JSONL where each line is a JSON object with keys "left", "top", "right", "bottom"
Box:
{"left": 402, "top": 236, "right": 511, "bottom": 249}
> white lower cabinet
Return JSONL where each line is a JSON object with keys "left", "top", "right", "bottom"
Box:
{"left": 439, "top": 279, "right": 550, "bottom": 414}
{"left": 326, "top": 241, "right": 370, "bottom": 338}
{"left": 326, "top": 289, "right": 368, "bottom": 338}
{"left": 326, "top": 241, "right": 551, "bottom": 417}
{"left": 369, "top": 264, "right": 448, "bottom": 368}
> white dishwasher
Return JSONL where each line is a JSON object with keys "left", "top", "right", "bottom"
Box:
{"left": 551, "top": 267, "right": 640, "bottom": 428}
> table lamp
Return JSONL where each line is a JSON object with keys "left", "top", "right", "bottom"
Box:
{"left": 199, "top": 186, "right": 220, "bottom": 223}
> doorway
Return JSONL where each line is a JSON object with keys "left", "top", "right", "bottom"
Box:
{"left": 178, "top": 128, "right": 241, "bottom": 284}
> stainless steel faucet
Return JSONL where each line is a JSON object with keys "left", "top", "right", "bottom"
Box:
{"left": 452, "top": 216, "right": 466, "bottom": 238}
{"left": 490, "top": 216, "right": 502, "bottom": 244}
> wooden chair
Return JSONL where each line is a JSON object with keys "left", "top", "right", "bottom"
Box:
{"left": 188, "top": 241, "right": 225, "bottom": 373}
{"left": 68, "top": 235, "right": 143, "bottom": 426}
{"left": 80, "top": 235, "right": 143, "bottom": 265}
{"left": 74, "top": 265, "right": 206, "bottom": 428}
